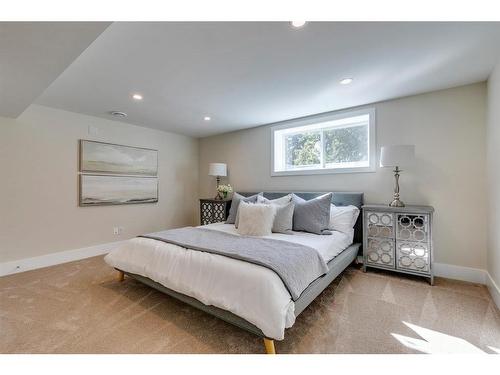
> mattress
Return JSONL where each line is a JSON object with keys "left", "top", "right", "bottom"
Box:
{"left": 104, "top": 224, "right": 353, "bottom": 340}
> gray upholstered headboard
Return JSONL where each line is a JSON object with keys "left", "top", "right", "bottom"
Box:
{"left": 238, "top": 191, "right": 364, "bottom": 245}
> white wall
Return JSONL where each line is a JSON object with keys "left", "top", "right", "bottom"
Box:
{"left": 0, "top": 105, "right": 199, "bottom": 263}
{"left": 487, "top": 62, "right": 500, "bottom": 290}
{"left": 199, "top": 83, "right": 488, "bottom": 270}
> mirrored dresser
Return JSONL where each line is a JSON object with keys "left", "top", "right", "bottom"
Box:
{"left": 362, "top": 204, "right": 435, "bottom": 284}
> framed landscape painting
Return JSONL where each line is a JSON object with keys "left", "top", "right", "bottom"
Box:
{"left": 79, "top": 174, "right": 158, "bottom": 206}
{"left": 79, "top": 140, "right": 158, "bottom": 176}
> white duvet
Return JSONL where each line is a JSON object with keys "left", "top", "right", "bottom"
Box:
{"left": 104, "top": 223, "right": 353, "bottom": 340}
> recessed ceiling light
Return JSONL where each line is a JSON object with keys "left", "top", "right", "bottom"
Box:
{"left": 340, "top": 78, "right": 353, "bottom": 85}
{"left": 110, "top": 111, "right": 127, "bottom": 117}
{"left": 291, "top": 21, "right": 306, "bottom": 28}
{"left": 204, "top": 116, "right": 211, "bottom": 121}
{"left": 132, "top": 93, "right": 143, "bottom": 100}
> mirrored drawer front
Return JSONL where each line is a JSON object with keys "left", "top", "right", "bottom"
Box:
{"left": 366, "top": 238, "right": 395, "bottom": 268}
{"left": 396, "top": 214, "right": 429, "bottom": 242}
{"left": 396, "top": 241, "right": 430, "bottom": 273}
{"left": 366, "top": 211, "right": 394, "bottom": 238}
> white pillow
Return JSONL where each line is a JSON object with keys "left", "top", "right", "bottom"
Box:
{"left": 237, "top": 202, "right": 276, "bottom": 236}
{"left": 329, "top": 204, "right": 360, "bottom": 233}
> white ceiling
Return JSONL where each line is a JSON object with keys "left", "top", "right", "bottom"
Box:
{"left": 0, "top": 22, "right": 110, "bottom": 117}
{"left": 9, "top": 22, "right": 500, "bottom": 137}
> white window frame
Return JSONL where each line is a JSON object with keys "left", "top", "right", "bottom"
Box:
{"left": 271, "top": 107, "right": 376, "bottom": 176}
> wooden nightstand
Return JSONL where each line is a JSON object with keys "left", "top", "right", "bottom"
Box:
{"left": 362, "top": 204, "right": 435, "bottom": 284}
{"left": 199, "top": 199, "right": 231, "bottom": 225}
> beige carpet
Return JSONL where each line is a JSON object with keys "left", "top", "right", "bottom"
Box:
{"left": 1, "top": 255, "right": 499, "bottom": 354}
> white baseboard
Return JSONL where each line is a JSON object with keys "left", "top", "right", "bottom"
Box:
{"left": 0, "top": 240, "right": 126, "bottom": 277}
{"left": 486, "top": 272, "right": 500, "bottom": 309}
{"left": 433, "top": 262, "right": 487, "bottom": 284}
{"left": 433, "top": 263, "right": 500, "bottom": 308}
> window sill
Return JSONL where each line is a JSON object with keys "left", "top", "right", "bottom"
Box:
{"left": 271, "top": 166, "right": 376, "bottom": 177}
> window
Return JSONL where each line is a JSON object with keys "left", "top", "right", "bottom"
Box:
{"left": 272, "top": 108, "right": 376, "bottom": 175}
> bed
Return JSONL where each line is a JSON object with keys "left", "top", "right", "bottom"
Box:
{"left": 104, "top": 191, "right": 363, "bottom": 354}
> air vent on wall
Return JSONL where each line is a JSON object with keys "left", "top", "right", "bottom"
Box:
{"left": 110, "top": 111, "right": 127, "bottom": 117}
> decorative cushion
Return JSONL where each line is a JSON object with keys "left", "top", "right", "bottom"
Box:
{"left": 226, "top": 192, "right": 262, "bottom": 224}
{"left": 292, "top": 193, "right": 332, "bottom": 235}
{"left": 271, "top": 201, "right": 295, "bottom": 234}
{"left": 236, "top": 202, "right": 276, "bottom": 236}
{"left": 257, "top": 194, "right": 292, "bottom": 205}
{"left": 257, "top": 194, "right": 294, "bottom": 234}
{"left": 329, "top": 204, "right": 360, "bottom": 234}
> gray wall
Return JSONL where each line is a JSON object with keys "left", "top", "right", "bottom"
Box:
{"left": 0, "top": 105, "right": 199, "bottom": 263}
{"left": 199, "top": 83, "right": 488, "bottom": 270}
{"left": 487, "top": 62, "right": 500, "bottom": 288}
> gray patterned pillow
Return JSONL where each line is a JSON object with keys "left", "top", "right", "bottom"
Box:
{"left": 257, "top": 194, "right": 292, "bottom": 206}
{"left": 225, "top": 192, "right": 262, "bottom": 224}
{"left": 256, "top": 194, "right": 294, "bottom": 234}
{"left": 271, "top": 201, "right": 295, "bottom": 234}
{"left": 292, "top": 193, "right": 332, "bottom": 235}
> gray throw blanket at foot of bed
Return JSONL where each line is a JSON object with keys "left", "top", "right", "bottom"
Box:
{"left": 139, "top": 227, "right": 329, "bottom": 301}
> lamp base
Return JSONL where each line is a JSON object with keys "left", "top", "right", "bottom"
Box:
{"left": 389, "top": 166, "right": 405, "bottom": 207}
{"left": 389, "top": 199, "right": 405, "bottom": 207}
{"left": 214, "top": 176, "right": 222, "bottom": 200}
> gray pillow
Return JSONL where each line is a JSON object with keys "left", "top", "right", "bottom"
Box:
{"left": 226, "top": 192, "right": 261, "bottom": 224}
{"left": 236, "top": 195, "right": 293, "bottom": 230}
{"left": 271, "top": 201, "right": 295, "bottom": 234}
{"left": 256, "top": 194, "right": 294, "bottom": 234}
{"left": 257, "top": 194, "right": 292, "bottom": 205}
{"left": 292, "top": 193, "right": 333, "bottom": 235}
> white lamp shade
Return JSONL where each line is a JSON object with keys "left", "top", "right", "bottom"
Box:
{"left": 208, "top": 163, "right": 227, "bottom": 177}
{"left": 380, "top": 145, "right": 415, "bottom": 167}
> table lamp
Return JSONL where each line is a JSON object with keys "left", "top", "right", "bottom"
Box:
{"left": 208, "top": 163, "right": 227, "bottom": 200}
{"left": 380, "top": 145, "right": 415, "bottom": 207}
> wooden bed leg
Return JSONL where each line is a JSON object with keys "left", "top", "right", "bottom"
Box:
{"left": 117, "top": 270, "right": 125, "bottom": 282}
{"left": 263, "top": 338, "right": 276, "bottom": 354}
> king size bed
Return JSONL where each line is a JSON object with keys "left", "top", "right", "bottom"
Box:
{"left": 104, "top": 191, "right": 363, "bottom": 354}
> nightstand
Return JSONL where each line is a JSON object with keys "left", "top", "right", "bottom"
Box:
{"left": 199, "top": 199, "right": 231, "bottom": 225}
{"left": 362, "top": 204, "right": 435, "bottom": 284}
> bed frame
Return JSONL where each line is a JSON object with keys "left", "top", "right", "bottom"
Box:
{"left": 115, "top": 191, "right": 364, "bottom": 354}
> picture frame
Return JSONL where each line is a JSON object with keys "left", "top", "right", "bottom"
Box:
{"left": 79, "top": 140, "right": 158, "bottom": 176}
{"left": 78, "top": 140, "right": 159, "bottom": 206}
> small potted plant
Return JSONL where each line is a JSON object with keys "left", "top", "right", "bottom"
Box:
{"left": 216, "top": 184, "right": 233, "bottom": 200}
